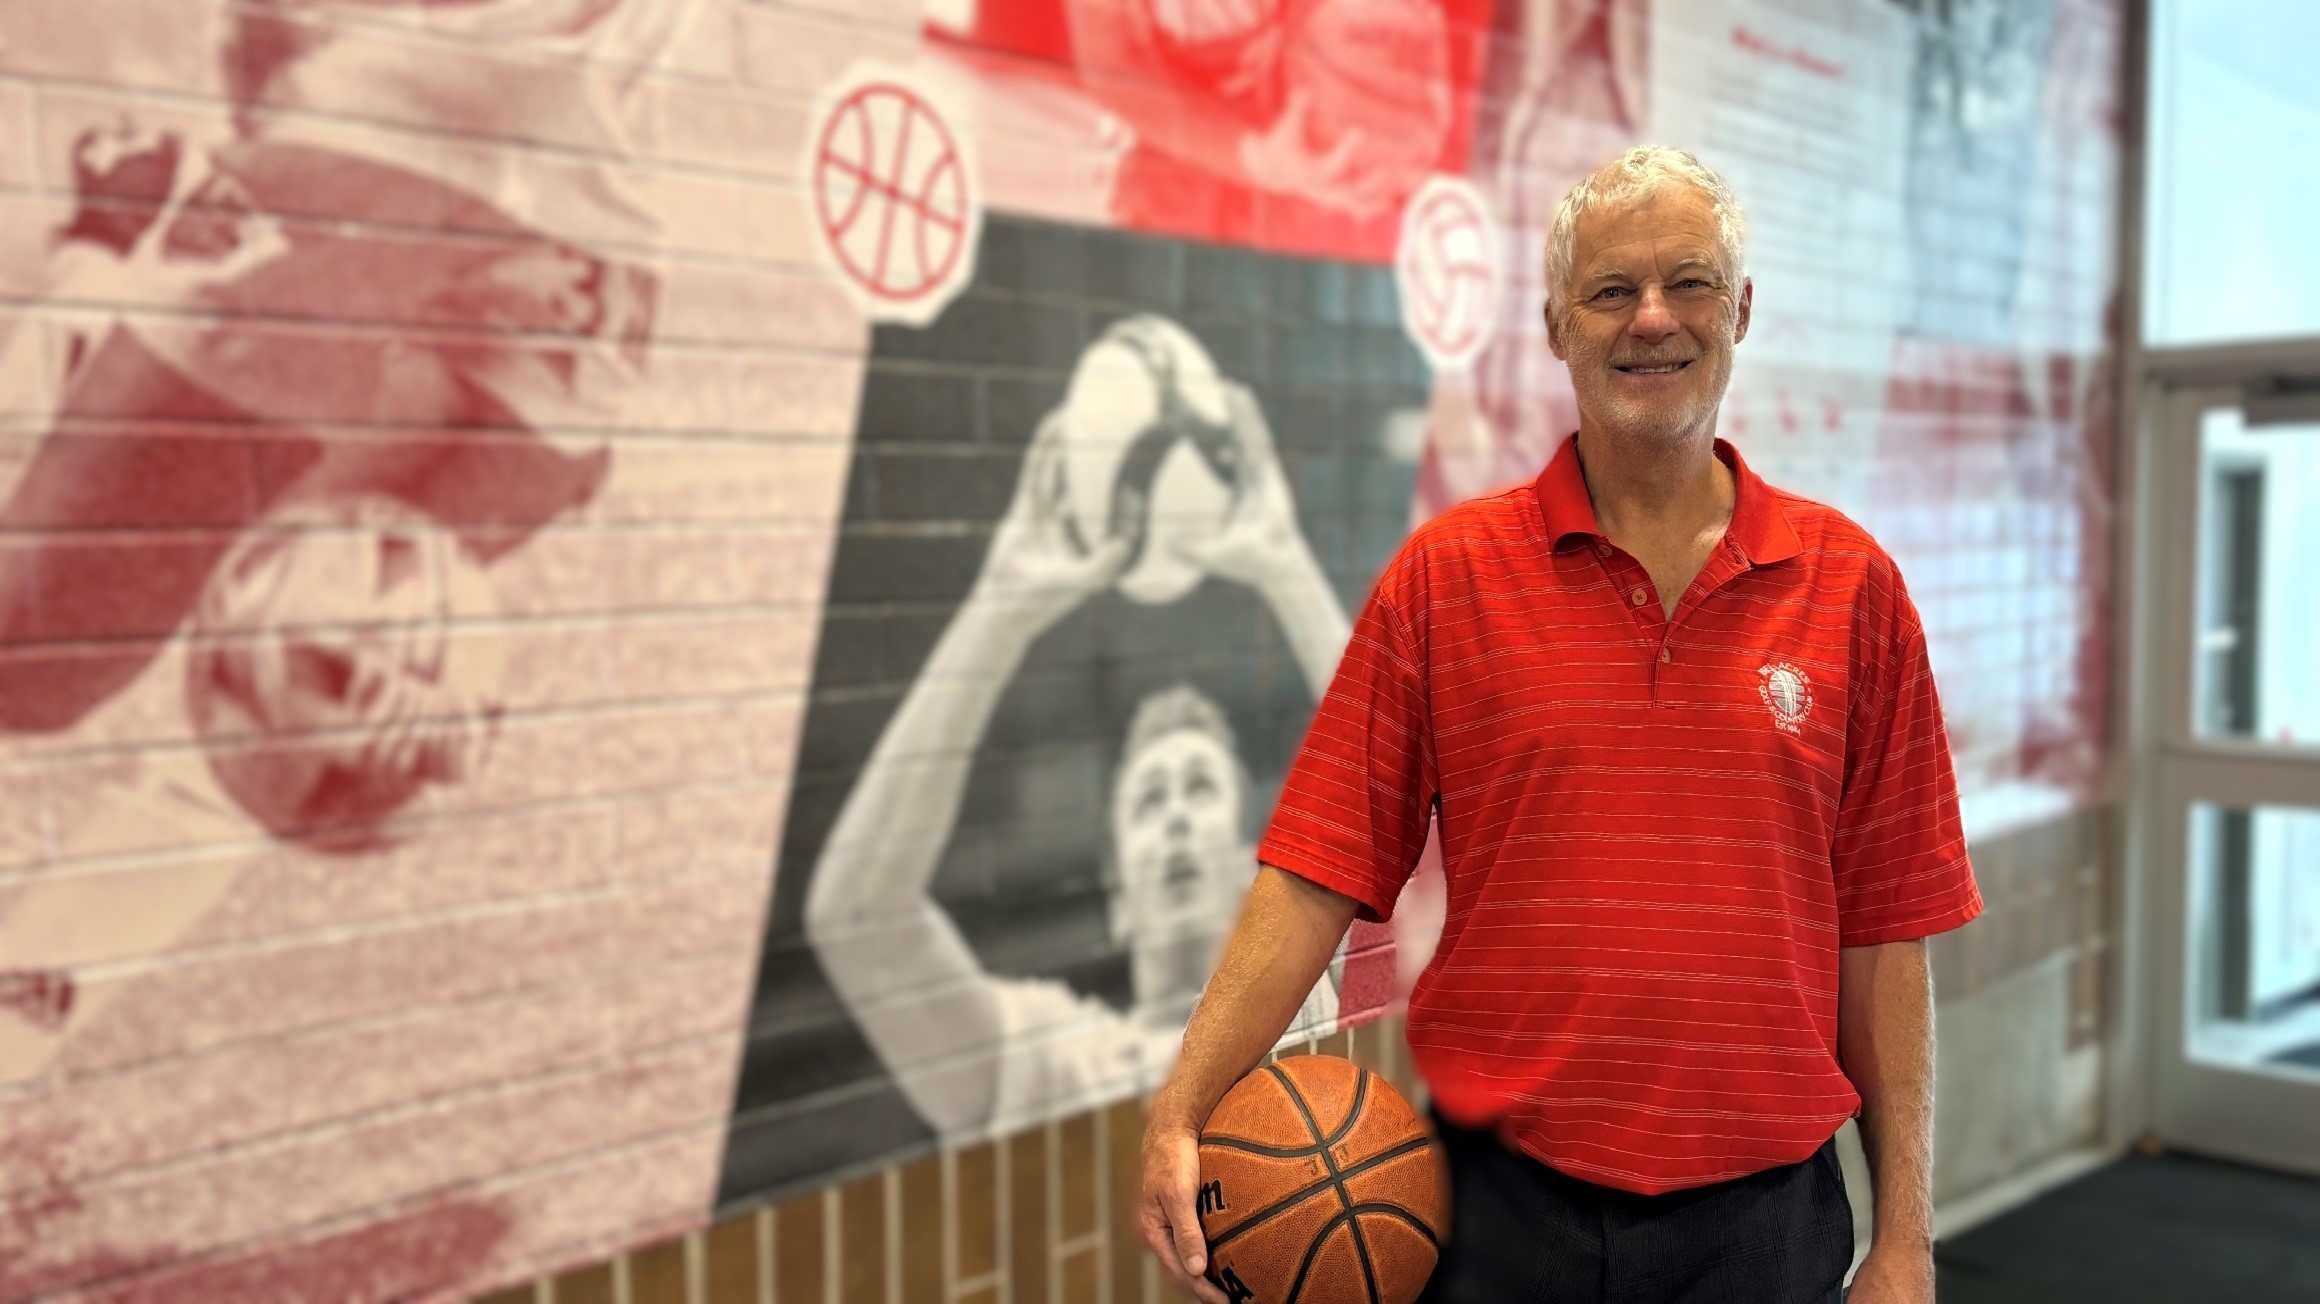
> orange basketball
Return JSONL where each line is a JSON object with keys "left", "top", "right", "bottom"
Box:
{"left": 1196, "top": 1055, "right": 1448, "bottom": 1304}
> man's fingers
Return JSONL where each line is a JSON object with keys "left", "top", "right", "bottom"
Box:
{"left": 1141, "top": 1121, "right": 1228, "bottom": 1302}
{"left": 1141, "top": 1187, "right": 1229, "bottom": 1303}
{"left": 1170, "top": 1193, "right": 1235, "bottom": 1304}
{"left": 1171, "top": 1199, "right": 1209, "bottom": 1278}
{"left": 1139, "top": 1202, "right": 1199, "bottom": 1289}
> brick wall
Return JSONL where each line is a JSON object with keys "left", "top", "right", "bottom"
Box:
{"left": 0, "top": 0, "right": 2126, "bottom": 1300}
{"left": 477, "top": 1020, "right": 1420, "bottom": 1304}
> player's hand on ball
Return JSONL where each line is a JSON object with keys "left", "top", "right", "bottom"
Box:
{"left": 974, "top": 412, "right": 1132, "bottom": 627}
{"left": 1171, "top": 384, "right": 1310, "bottom": 595}
{"left": 1138, "top": 1119, "right": 1229, "bottom": 1304}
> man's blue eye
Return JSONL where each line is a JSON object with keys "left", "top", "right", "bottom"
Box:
{"left": 1596, "top": 286, "right": 1628, "bottom": 300}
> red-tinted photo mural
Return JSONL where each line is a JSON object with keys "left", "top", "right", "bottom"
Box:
{"left": 923, "top": 0, "right": 1493, "bottom": 262}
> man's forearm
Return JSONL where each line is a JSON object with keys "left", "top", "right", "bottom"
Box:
{"left": 1838, "top": 939, "right": 1938, "bottom": 1255}
{"left": 1149, "top": 865, "right": 1361, "bottom": 1132}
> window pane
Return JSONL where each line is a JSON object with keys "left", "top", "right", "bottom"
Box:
{"left": 2187, "top": 803, "right": 2320, "bottom": 1078}
{"left": 2145, "top": 1, "right": 2320, "bottom": 345}
{"left": 2193, "top": 408, "right": 2320, "bottom": 743}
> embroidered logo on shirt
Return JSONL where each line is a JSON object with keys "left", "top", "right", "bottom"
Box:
{"left": 1758, "top": 661, "right": 1813, "bottom": 734}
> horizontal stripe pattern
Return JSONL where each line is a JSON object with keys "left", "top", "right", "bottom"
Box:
{"left": 1259, "top": 437, "right": 1981, "bottom": 1195}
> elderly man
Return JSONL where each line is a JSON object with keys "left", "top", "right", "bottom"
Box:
{"left": 1138, "top": 146, "right": 1979, "bottom": 1304}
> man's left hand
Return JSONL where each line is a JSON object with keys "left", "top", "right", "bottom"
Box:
{"left": 1844, "top": 1245, "right": 1934, "bottom": 1303}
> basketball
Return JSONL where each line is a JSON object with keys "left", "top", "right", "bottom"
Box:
{"left": 1196, "top": 1055, "right": 1447, "bottom": 1304}
{"left": 1055, "top": 316, "right": 1239, "bottom": 606}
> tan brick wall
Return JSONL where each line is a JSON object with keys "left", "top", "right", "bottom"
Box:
{"left": 474, "top": 1019, "right": 1422, "bottom": 1304}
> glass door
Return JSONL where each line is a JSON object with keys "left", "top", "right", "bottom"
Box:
{"left": 2139, "top": 352, "right": 2320, "bottom": 1174}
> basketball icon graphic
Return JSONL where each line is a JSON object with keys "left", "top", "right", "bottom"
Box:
{"left": 1394, "top": 176, "right": 1499, "bottom": 371}
{"left": 807, "top": 68, "right": 980, "bottom": 325}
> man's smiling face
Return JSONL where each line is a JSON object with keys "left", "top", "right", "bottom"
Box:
{"left": 1546, "top": 183, "right": 1752, "bottom": 445}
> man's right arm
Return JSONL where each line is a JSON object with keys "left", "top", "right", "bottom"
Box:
{"left": 1140, "top": 535, "right": 1438, "bottom": 1302}
{"left": 1139, "top": 865, "right": 1360, "bottom": 1304}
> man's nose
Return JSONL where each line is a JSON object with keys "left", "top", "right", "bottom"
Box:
{"left": 1627, "top": 283, "right": 1679, "bottom": 343}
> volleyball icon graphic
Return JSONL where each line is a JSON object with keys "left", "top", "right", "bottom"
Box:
{"left": 1394, "top": 175, "right": 1499, "bottom": 371}
{"left": 807, "top": 68, "right": 981, "bottom": 325}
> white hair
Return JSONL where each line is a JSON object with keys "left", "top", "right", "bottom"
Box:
{"left": 1543, "top": 145, "right": 1748, "bottom": 309}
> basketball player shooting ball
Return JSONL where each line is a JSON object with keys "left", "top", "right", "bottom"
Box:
{"left": 1140, "top": 147, "right": 1981, "bottom": 1304}
{"left": 808, "top": 317, "right": 1353, "bottom": 1142}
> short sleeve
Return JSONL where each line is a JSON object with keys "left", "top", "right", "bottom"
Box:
{"left": 1258, "top": 573, "right": 1437, "bottom": 923}
{"left": 1831, "top": 563, "right": 1983, "bottom": 947}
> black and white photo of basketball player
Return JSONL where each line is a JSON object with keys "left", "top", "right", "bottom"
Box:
{"left": 804, "top": 316, "right": 1353, "bottom": 1141}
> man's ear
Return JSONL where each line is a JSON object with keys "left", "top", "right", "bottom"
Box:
{"left": 1543, "top": 300, "right": 1567, "bottom": 360}
{"left": 1734, "top": 277, "right": 1753, "bottom": 344}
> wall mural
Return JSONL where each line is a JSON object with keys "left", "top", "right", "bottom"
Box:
{"left": 724, "top": 221, "right": 1424, "bottom": 1198}
{"left": 0, "top": 0, "right": 2122, "bottom": 1297}
{"left": 923, "top": 0, "right": 1494, "bottom": 261}
{"left": 1, "top": 1, "right": 833, "bottom": 1296}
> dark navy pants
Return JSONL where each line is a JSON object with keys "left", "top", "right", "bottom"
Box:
{"left": 1417, "top": 1112, "right": 1856, "bottom": 1304}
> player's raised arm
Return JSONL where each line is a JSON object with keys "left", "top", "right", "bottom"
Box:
{"left": 806, "top": 414, "right": 1129, "bottom": 1137}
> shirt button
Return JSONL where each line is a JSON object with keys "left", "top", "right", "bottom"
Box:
{"left": 1629, "top": 586, "right": 1649, "bottom": 607}
{"left": 1595, "top": 543, "right": 1612, "bottom": 558}
{"left": 1660, "top": 647, "right": 1673, "bottom": 663}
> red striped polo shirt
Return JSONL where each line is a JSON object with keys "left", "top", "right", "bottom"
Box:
{"left": 1260, "top": 434, "right": 1982, "bottom": 1195}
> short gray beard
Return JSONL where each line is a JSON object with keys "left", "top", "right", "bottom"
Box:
{"left": 1559, "top": 311, "right": 1736, "bottom": 449}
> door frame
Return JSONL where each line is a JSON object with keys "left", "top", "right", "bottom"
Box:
{"left": 2123, "top": 338, "right": 2320, "bottom": 1175}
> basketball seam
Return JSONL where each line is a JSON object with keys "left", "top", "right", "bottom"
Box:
{"left": 1263, "top": 1065, "right": 1382, "bottom": 1304}
{"left": 1340, "top": 1203, "right": 1440, "bottom": 1247}
{"left": 1205, "top": 1067, "right": 1373, "bottom": 1159}
{"left": 1280, "top": 1203, "right": 1443, "bottom": 1304}
{"left": 1203, "top": 1135, "right": 1435, "bottom": 1251}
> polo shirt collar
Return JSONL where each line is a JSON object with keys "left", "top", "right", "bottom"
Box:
{"left": 1534, "top": 433, "right": 1803, "bottom": 566}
